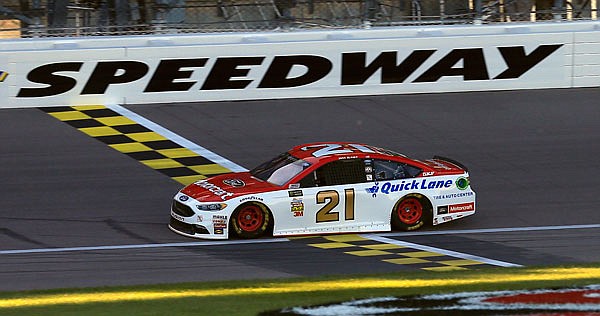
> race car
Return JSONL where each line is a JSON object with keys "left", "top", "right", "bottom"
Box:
{"left": 169, "top": 142, "right": 475, "bottom": 239}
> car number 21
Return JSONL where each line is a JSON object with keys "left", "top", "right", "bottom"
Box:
{"left": 316, "top": 189, "right": 355, "bottom": 223}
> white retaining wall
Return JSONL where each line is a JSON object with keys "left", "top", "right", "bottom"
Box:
{"left": 1, "top": 21, "right": 599, "bottom": 108}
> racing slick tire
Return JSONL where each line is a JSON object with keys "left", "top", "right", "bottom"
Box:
{"left": 230, "top": 202, "right": 272, "bottom": 239}
{"left": 391, "top": 194, "right": 432, "bottom": 231}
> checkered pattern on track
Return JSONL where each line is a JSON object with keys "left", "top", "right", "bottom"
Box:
{"left": 41, "top": 105, "right": 232, "bottom": 185}
{"left": 298, "top": 234, "right": 494, "bottom": 271}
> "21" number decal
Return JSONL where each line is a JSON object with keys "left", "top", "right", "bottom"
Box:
{"left": 316, "top": 189, "right": 355, "bottom": 223}
{"left": 301, "top": 143, "right": 375, "bottom": 158}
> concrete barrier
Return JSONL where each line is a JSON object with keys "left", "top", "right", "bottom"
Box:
{"left": 1, "top": 21, "right": 598, "bottom": 108}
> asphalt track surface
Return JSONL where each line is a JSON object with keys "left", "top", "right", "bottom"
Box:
{"left": 1, "top": 88, "right": 599, "bottom": 291}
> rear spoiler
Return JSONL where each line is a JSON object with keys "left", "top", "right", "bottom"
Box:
{"left": 432, "top": 155, "right": 469, "bottom": 172}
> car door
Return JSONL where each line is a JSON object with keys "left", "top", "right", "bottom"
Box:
{"left": 293, "top": 158, "right": 380, "bottom": 233}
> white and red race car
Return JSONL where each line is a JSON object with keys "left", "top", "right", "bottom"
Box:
{"left": 169, "top": 142, "right": 475, "bottom": 239}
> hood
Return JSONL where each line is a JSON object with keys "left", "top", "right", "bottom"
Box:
{"left": 180, "top": 172, "right": 278, "bottom": 202}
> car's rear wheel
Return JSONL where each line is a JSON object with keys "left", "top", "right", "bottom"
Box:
{"left": 230, "top": 202, "right": 271, "bottom": 239}
{"left": 391, "top": 194, "right": 431, "bottom": 231}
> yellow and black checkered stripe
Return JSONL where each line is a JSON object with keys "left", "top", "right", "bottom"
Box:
{"left": 299, "top": 235, "right": 494, "bottom": 271}
{"left": 41, "top": 105, "right": 232, "bottom": 185}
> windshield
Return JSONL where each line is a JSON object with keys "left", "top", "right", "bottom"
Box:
{"left": 250, "top": 153, "right": 311, "bottom": 186}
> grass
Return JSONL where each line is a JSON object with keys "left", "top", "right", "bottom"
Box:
{"left": 1, "top": 264, "right": 599, "bottom": 316}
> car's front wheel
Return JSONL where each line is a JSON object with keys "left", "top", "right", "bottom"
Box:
{"left": 391, "top": 194, "right": 431, "bottom": 231}
{"left": 230, "top": 202, "right": 271, "bottom": 238}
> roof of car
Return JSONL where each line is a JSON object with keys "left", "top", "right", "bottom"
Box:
{"left": 288, "top": 142, "right": 406, "bottom": 160}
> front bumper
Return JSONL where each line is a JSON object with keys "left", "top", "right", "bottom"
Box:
{"left": 169, "top": 194, "right": 230, "bottom": 240}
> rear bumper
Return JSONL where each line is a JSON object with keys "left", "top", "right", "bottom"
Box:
{"left": 432, "top": 189, "right": 476, "bottom": 226}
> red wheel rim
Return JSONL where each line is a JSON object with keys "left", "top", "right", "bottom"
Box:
{"left": 237, "top": 205, "right": 264, "bottom": 232}
{"left": 397, "top": 198, "right": 423, "bottom": 225}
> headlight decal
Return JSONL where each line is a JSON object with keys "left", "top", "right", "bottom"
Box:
{"left": 196, "top": 203, "right": 227, "bottom": 211}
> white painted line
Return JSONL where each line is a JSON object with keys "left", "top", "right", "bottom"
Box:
{"left": 4, "top": 224, "right": 597, "bottom": 257}
{"left": 106, "top": 104, "right": 248, "bottom": 173}
{"left": 373, "top": 223, "right": 600, "bottom": 238}
{"left": 361, "top": 234, "right": 523, "bottom": 267}
{"left": 0, "top": 238, "right": 289, "bottom": 255}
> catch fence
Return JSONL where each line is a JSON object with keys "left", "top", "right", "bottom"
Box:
{"left": 0, "top": 0, "right": 598, "bottom": 37}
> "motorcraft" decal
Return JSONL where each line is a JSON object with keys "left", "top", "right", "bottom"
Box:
{"left": 194, "top": 180, "right": 234, "bottom": 200}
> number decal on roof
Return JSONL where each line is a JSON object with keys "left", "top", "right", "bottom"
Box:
{"left": 301, "top": 144, "right": 375, "bottom": 158}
